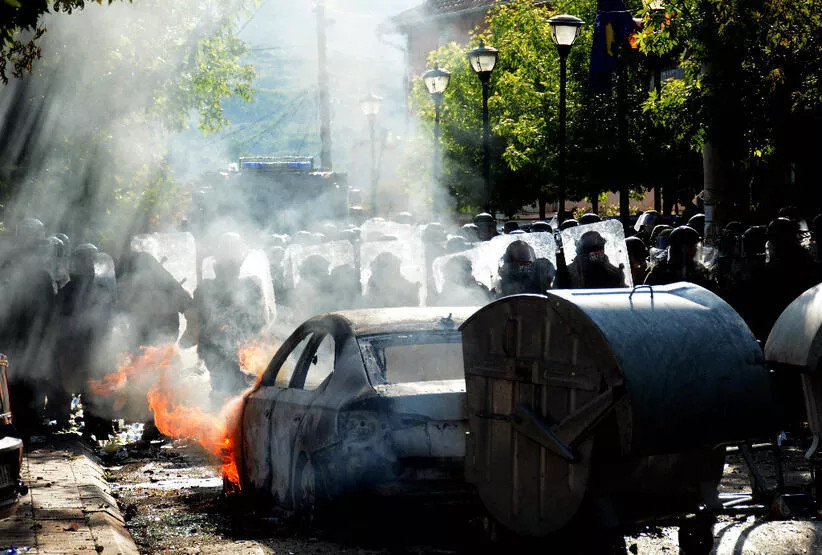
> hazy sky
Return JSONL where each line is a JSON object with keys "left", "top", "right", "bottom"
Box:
{"left": 170, "top": 0, "right": 421, "bottom": 177}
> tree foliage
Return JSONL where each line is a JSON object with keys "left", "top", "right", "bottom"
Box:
{"left": 0, "top": 0, "right": 258, "bottom": 246}
{"left": 410, "top": 0, "right": 694, "bottom": 216}
{"left": 0, "top": 0, "right": 129, "bottom": 84}
{"left": 635, "top": 0, "right": 822, "bottom": 213}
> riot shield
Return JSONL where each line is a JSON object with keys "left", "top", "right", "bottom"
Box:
{"left": 201, "top": 249, "right": 276, "bottom": 325}
{"left": 560, "top": 220, "right": 633, "bottom": 288}
{"left": 360, "top": 218, "right": 417, "bottom": 242}
{"left": 361, "top": 230, "right": 426, "bottom": 306}
{"left": 283, "top": 240, "right": 355, "bottom": 289}
{"left": 130, "top": 232, "right": 197, "bottom": 295}
{"left": 93, "top": 252, "right": 118, "bottom": 305}
{"left": 239, "top": 249, "right": 277, "bottom": 325}
{"left": 431, "top": 232, "right": 558, "bottom": 295}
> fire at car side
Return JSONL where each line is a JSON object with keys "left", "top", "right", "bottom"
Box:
{"left": 238, "top": 308, "right": 475, "bottom": 509}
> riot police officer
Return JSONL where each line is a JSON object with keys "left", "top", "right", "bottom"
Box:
{"left": 431, "top": 256, "right": 491, "bottom": 306}
{"left": 497, "top": 240, "right": 554, "bottom": 296}
{"left": 566, "top": 231, "right": 627, "bottom": 289}
{"left": 474, "top": 213, "right": 498, "bottom": 242}
{"left": 1, "top": 218, "right": 57, "bottom": 437}
{"left": 54, "top": 244, "right": 116, "bottom": 437}
{"left": 186, "top": 233, "right": 266, "bottom": 404}
{"left": 644, "top": 225, "right": 713, "bottom": 289}
{"left": 363, "top": 252, "right": 420, "bottom": 308}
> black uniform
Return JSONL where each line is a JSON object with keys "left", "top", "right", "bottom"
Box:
{"left": 192, "top": 276, "right": 265, "bottom": 397}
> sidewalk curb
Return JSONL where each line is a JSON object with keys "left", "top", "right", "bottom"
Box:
{"left": 1, "top": 438, "right": 140, "bottom": 555}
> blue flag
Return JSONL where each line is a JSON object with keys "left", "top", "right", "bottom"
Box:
{"left": 590, "top": 0, "right": 637, "bottom": 91}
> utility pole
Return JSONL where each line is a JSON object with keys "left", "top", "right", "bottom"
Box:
{"left": 316, "top": 1, "right": 332, "bottom": 170}
{"left": 616, "top": 45, "right": 630, "bottom": 229}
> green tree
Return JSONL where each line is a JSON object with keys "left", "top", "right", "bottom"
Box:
{"left": 410, "top": 0, "right": 681, "bottom": 218}
{"left": 636, "top": 0, "right": 822, "bottom": 220}
{"left": 0, "top": 0, "right": 257, "bottom": 249}
{"left": 0, "top": 0, "right": 130, "bottom": 84}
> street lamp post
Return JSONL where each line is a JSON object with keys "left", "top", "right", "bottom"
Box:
{"left": 467, "top": 40, "right": 498, "bottom": 213}
{"left": 548, "top": 14, "right": 584, "bottom": 223}
{"left": 360, "top": 92, "right": 383, "bottom": 216}
{"left": 422, "top": 62, "right": 451, "bottom": 214}
{"left": 649, "top": 1, "right": 665, "bottom": 214}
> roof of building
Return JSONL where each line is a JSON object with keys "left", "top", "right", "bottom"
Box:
{"left": 391, "top": 0, "right": 503, "bottom": 28}
{"left": 390, "top": 0, "right": 549, "bottom": 31}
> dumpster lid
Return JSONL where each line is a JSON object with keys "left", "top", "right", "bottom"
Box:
{"left": 765, "top": 282, "right": 822, "bottom": 370}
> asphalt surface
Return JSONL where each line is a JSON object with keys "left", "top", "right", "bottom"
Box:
{"left": 3, "top": 434, "right": 822, "bottom": 554}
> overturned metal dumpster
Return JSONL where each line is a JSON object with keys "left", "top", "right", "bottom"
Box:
{"left": 460, "top": 282, "right": 774, "bottom": 537}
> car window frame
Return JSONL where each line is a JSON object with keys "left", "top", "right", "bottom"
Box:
{"left": 288, "top": 331, "right": 335, "bottom": 391}
{"left": 357, "top": 329, "right": 464, "bottom": 386}
{"left": 258, "top": 326, "right": 315, "bottom": 388}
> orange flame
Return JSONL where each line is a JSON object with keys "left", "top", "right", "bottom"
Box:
{"left": 88, "top": 344, "right": 177, "bottom": 396}
{"left": 88, "top": 343, "right": 249, "bottom": 491}
{"left": 147, "top": 372, "right": 244, "bottom": 488}
{"left": 238, "top": 341, "right": 276, "bottom": 378}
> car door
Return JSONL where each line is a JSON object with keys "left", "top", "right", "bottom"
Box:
{"left": 270, "top": 327, "right": 336, "bottom": 507}
{"left": 241, "top": 327, "right": 313, "bottom": 498}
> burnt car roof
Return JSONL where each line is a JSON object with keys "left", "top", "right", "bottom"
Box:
{"left": 315, "top": 306, "right": 480, "bottom": 336}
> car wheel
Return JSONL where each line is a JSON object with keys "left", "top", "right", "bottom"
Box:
{"left": 293, "top": 452, "right": 318, "bottom": 524}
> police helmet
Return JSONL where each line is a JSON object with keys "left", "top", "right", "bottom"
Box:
{"left": 473, "top": 212, "right": 495, "bottom": 226}
{"left": 687, "top": 214, "right": 705, "bottom": 236}
{"left": 634, "top": 210, "right": 660, "bottom": 232}
{"left": 16, "top": 218, "right": 45, "bottom": 244}
{"left": 625, "top": 236, "right": 648, "bottom": 260}
{"left": 767, "top": 217, "right": 799, "bottom": 243}
{"left": 458, "top": 223, "right": 479, "bottom": 242}
{"left": 503, "top": 221, "right": 520, "bottom": 234}
{"left": 500, "top": 240, "right": 536, "bottom": 281}
{"left": 649, "top": 224, "right": 672, "bottom": 246}
{"left": 71, "top": 243, "right": 99, "bottom": 276}
{"left": 578, "top": 213, "right": 602, "bottom": 225}
{"left": 559, "top": 219, "right": 579, "bottom": 231}
{"left": 531, "top": 221, "right": 552, "bottom": 233}
{"left": 668, "top": 225, "right": 700, "bottom": 252}
{"left": 743, "top": 225, "right": 767, "bottom": 257}
{"left": 394, "top": 212, "right": 414, "bottom": 225}
{"left": 577, "top": 230, "right": 607, "bottom": 257}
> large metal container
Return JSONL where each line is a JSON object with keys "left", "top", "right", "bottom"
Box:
{"left": 765, "top": 283, "right": 822, "bottom": 455}
{"left": 460, "top": 283, "right": 774, "bottom": 536}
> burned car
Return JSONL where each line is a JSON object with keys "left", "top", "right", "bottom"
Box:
{"left": 236, "top": 307, "right": 478, "bottom": 511}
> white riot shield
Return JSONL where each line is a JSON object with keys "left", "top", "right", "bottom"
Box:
{"left": 432, "top": 233, "right": 558, "bottom": 294}
{"left": 360, "top": 219, "right": 418, "bottom": 242}
{"left": 361, "top": 237, "right": 426, "bottom": 306}
{"left": 93, "top": 252, "right": 118, "bottom": 304}
{"left": 240, "top": 249, "right": 277, "bottom": 325}
{"left": 201, "top": 250, "right": 277, "bottom": 325}
{"left": 130, "top": 232, "right": 197, "bottom": 295}
{"left": 560, "top": 220, "right": 633, "bottom": 288}
{"left": 283, "top": 240, "right": 355, "bottom": 288}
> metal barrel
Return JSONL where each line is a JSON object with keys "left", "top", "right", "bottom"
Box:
{"left": 460, "top": 282, "right": 775, "bottom": 536}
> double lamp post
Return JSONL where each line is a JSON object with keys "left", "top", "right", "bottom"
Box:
{"left": 421, "top": 14, "right": 584, "bottom": 218}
